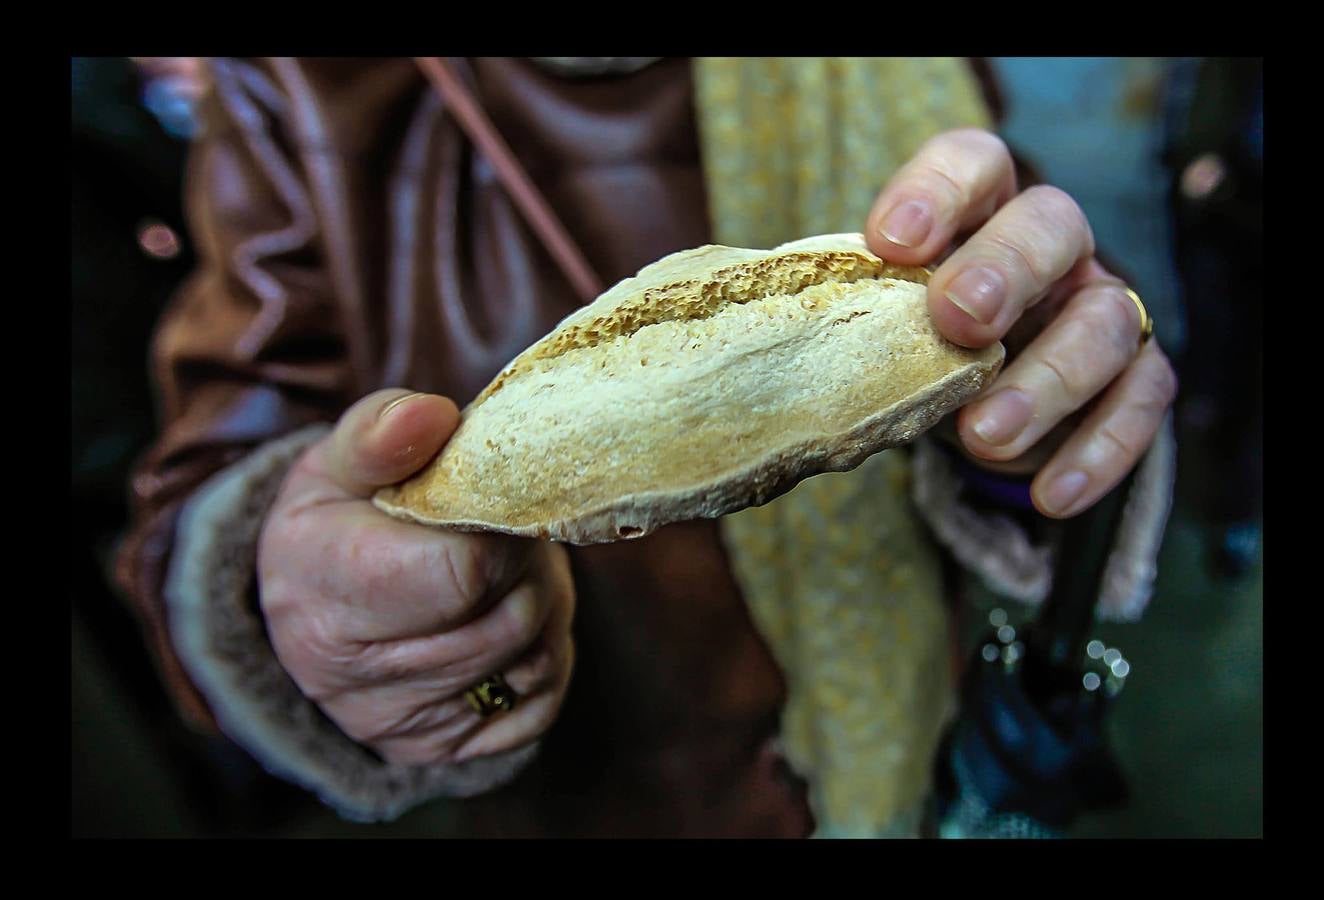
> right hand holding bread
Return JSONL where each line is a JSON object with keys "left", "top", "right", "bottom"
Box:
{"left": 257, "top": 389, "right": 575, "bottom": 766}
{"left": 866, "top": 129, "right": 1178, "bottom": 517}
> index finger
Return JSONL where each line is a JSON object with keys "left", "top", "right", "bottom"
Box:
{"left": 864, "top": 128, "right": 1019, "bottom": 265}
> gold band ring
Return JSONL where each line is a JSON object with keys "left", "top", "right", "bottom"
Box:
{"left": 465, "top": 674, "right": 519, "bottom": 717}
{"left": 1124, "top": 288, "right": 1154, "bottom": 346}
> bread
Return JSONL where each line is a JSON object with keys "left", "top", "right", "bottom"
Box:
{"left": 373, "top": 233, "right": 1004, "bottom": 544}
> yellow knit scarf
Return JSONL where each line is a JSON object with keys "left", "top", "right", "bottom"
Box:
{"left": 693, "top": 57, "right": 991, "bottom": 837}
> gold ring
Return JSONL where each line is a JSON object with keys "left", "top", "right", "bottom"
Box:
{"left": 1124, "top": 288, "right": 1154, "bottom": 346}
{"left": 465, "top": 674, "right": 518, "bottom": 717}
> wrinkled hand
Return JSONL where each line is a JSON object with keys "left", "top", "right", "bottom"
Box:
{"left": 258, "top": 390, "right": 575, "bottom": 766}
{"left": 866, "top": 129, "right": 1178, "bottom": 518}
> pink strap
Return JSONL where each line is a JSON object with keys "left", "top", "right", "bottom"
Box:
{"left": 415, "top": 57, "right": 605, "bottom": 305}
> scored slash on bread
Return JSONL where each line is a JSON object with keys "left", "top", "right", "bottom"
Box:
{"left": 373, "top": 233, "right": 1004, "bottom": 544}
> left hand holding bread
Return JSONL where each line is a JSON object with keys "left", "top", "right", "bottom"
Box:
{"left": 867, "top": 128, "right": 1178, "bottom": 518}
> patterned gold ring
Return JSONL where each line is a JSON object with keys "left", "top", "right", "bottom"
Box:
{"left": 465, "top": 674, "right": 519, "bottom": 717}
{"left": 1124, "top": 288, "right": 1155, "bottom": 347}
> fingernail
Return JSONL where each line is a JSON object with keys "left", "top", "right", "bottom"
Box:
{"left": 971, "top": 390, "right": 1034, "bottom": 446}
{"left": 1040, "top": 470, "right": 1090, "bottom": 516}
{"left": 944, "top": 266, "right": 1006, "bottom": 325}
{"left": 378, "top": 392, "right": 424, "bottom": 421}
{"left": 878, "top": 200, "right": 933, "bottom": 248}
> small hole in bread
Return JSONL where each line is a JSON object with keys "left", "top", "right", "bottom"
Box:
{"left": 618, "top": 525, "right": 643, "bottom": 538}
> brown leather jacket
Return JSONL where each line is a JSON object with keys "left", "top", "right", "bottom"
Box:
{"left": 114, "top": 57, "right": 1017, "bottom": 837}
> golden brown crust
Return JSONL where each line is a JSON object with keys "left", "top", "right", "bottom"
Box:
{"left": 373, "top": 234, "right": 1003, "bottom": 544}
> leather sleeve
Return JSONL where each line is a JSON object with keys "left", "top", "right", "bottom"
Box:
{"left": 112, "top": 58, "right": 370, "bottom": 730}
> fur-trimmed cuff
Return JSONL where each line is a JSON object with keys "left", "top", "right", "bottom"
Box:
{"left": 911, "top": 415, "right": 1177, "bottom": 622}
{"left": 163, "top": 425, "right": 538, "bottom": 823}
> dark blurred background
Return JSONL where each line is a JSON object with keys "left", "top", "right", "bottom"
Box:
{"left": 71, "top": 57, "right": 1263, "bottom": 838}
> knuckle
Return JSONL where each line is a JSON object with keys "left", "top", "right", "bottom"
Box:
{"left": 1023, "top": 184, "right": 1085, "bottom": 230}
{"left": 286, "top": 605, "right": 348, "bottom": 662}
{"left": 985, "top": 232, "right": 1048, "bottom": 286}
{"left": 1151, "top": 353, "right": 1180, "bottom": 404}
{"left": 511, "top": 630, "right": 573, "bottom": 694}
{"left": 499, "top": 586, "right": 545, "bottom": 650}
{"left": 1098, "top": 422, "right": 1143, "bottom": 460}
{"left": 269, "top": 609, "right": 350, "bottom": 703}
{"left": 1082, "top": 288, "right": 1140, "bottom": 356}
{"left": 524, "top": 643, "right": 561, "bottom": 687}
{"left": 525, "top": 644, "right": 556, "bottom": 679}
{"left": 363, "top": 701, "right": 444, "bottom": 743}
{"left": 255, "top": 562, "right": 295, "bottom": 619}
{"left": 905, "top": 129, "right": 1013, "bottom": 220}
{"left": 1035, "top": 350, "right": 1089, "bottom": 403}
{"left": 421, "top": 730, "right": 470, "bottom": 766}
{"left": 352, "top": 639, "right": 429, "bottom": 683}
{"left": 914, "top": 160, "right": 971, "bottom": 210}
{"left": 1045, "top": 188, "right": 1094, "bottom": 249}
{"left": 1015, "top": 185, "right": 1094, "bottom": 265}
{"left": 1140, "top": 354, "right": 1180, "bottom": 408}
{"left": 955, "top": 128, "right": 1013, "bottom": 169}
{"left": 438, "top": 540, "right": 487, "bottom": 612}
{"left": 931, "top": 127, "right": 1006, "bottom": 159}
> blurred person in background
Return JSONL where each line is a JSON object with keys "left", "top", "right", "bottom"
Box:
{"left": 72, "top": 56, "right": 194, "bottom": 555}
{"left": 1163, "top": 57, "right": 1263, "bottom": 577}
{"left": 131, "top": 57, "right": 209, "bottom": 139}
{"left": 73, "top": 56, "right": 317, "bottom": 836}
{"left": 73, "top": 56, "right": 198, "bottom": 828}
{"left": 97, "top": 57, "right": 1179, "bottom": 837}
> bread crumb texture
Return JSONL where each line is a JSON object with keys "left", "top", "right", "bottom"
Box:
{"left": 374, "top": 234, "right": 1001, "bottom": 542}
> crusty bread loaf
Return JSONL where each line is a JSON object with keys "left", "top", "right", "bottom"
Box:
{"left": 373, "top": 233, "right": 1003, "bottom": 544}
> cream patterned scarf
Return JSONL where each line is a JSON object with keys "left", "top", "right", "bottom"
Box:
{"left": 693, "top": 58, "right": 992, "bottom": 837}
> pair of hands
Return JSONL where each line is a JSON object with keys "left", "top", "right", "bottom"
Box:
{"left": 259, "top": 129, "right": 1177, "bottom": 768}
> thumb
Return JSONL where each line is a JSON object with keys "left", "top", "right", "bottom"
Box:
{"left": 313, "top": 389, "right": 461, "bottom": 499}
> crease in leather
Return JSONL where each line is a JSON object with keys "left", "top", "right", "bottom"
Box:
{"left": 206, "top": 59, "right": 321, "bottom": 365}
{"left": 269, "top": 57, "right": 376, "bottom": 385}
{"left": 383, "top": 87, "right": 442, "bottom": 387}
